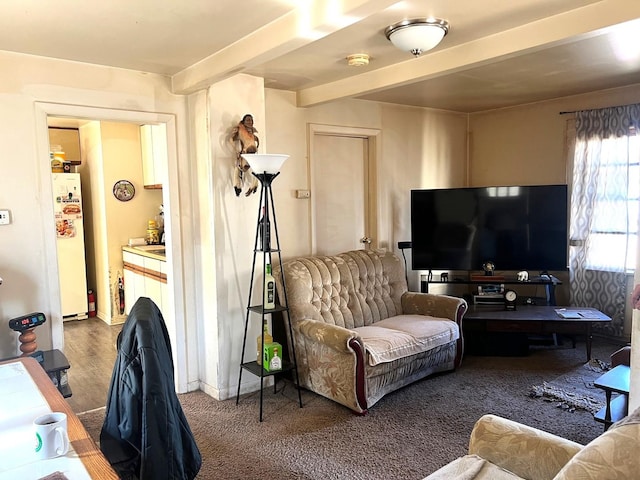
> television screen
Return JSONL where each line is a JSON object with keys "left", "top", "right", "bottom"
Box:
{"left": 411, "top": 185, "right": 568, "bottom": 272}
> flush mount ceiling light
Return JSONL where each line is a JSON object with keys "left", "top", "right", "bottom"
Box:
{"left": 346, "top": 53, "right": 370, "bottom": 66}
{"left": 384, "top": 18, "right": 449, "bottom": 57}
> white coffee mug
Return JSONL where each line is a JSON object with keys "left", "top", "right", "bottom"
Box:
{"left": 34, "top": 412, "right": 70, "bottom": 460}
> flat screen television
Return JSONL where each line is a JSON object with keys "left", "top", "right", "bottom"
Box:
{"left": 411, "top": 185, "right": 568, "bottom": 272}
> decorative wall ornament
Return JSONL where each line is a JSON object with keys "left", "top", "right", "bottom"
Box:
{"left": 482, "top": 261, "right": 495, "bottom": 276}
{"left": 113, "top": 180, "right": 135, "bottom": 202}
{"left": 229, "top": 114, "right": 260, "bottom": 197}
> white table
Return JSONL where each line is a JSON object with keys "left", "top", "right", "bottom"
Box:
{"left": 0, "top": 357, "right": 117, "bottom": 479}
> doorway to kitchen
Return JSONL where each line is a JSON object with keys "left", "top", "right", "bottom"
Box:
{"left": 48, "top": 118, "right": 167, "bottom": 327}
{"left": 35, "top": 102, "right": 187, "bottom": 411}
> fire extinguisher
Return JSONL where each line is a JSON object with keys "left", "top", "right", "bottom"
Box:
{"left": 118, "top": 275, "right": 125, "bottom": 315}
{"left": 88, "top": 289, "right": 97, "bottom": 317}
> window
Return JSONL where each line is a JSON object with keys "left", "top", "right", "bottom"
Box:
{"left": 574, "top": 132, "right": 639, "bottom": 272}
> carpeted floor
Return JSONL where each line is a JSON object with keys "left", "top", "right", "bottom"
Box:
{"left": 529, "top": 357, "right": 610, "bottom": 414}
{"left": 78, "top": 338, "right": 623, "bottom": 480}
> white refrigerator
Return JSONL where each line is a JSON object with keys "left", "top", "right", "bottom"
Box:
{"left": 52, "top": 173, "right": 88, "bottom": 320}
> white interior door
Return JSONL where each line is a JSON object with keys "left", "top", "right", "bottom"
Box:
{"left": 310, "top": 125, "right": 380, "bottom": 255}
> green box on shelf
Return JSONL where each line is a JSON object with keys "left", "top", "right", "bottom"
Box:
{"left": 263, "top": 342, "right": 283, "bottom": 372}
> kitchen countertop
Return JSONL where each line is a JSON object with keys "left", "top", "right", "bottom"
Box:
{"left": 122, "top": 244, "right": 166, "bottom": 261}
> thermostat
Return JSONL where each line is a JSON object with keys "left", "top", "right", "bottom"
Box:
{"left": 9, "top": 312, "right": 46, "bottom": 332}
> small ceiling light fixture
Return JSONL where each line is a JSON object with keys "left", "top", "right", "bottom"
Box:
{"left": 385, "top": 18, "right": 449, "bottom": 57}
{"left": 346, "top": 53, "right": 370, "bottom": 66}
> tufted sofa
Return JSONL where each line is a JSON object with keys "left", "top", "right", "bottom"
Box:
{"left": 425, "top": 408, "right": 640, "bottom": 479}
{"left": 272, "top": 249, "right": 467, "bottom": 414}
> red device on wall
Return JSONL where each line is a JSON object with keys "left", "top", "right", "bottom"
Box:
{"left": 88, "top": 289, "right": 97, "bottom": 317}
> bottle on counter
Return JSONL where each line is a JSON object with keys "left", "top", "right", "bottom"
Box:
{"left": 156, "top": 204, "right": 165, "bottom": 244}
{"left": 256, "top": 319, "right": 273, "bottom": 365}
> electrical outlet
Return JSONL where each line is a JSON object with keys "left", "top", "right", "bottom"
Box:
{"left": 296, "top": 189, "right": 311, "bottom": 199}
{"left": 0, "top": 209, "right": 10, "bottom": 225}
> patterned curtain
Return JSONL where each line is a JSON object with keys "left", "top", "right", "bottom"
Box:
{"left": 570, "top": 105, "right": 640, "bottom": 338}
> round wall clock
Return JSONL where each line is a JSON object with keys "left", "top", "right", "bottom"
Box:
{"left": 113, "top": 180, "right": 135, "bottom": 202}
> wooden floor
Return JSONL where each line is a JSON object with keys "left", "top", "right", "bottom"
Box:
{"left": 63, "top": 317, "right": 123, "bottom": 413}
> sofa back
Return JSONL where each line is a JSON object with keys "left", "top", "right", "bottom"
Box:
{"left": 554, "top": 406, "right": 640, "bottom": 479}
{"left": 274, "top": 249, "right": 408, "bottom": 329}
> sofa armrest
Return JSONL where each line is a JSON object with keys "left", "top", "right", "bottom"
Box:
{"left": 295, "top": 318, "right": 361, "bottom": 354}
{"left": 294, "top": 319, "right": 368, "bottom": 413}
{"left": 469, "top": 414, "right": 582, "bottom": 480}
{"left": 401, "top": 292, "right": 467, "bottom": 322}
{"left": 401, "top": 292, "right": 467, "bottom": 366}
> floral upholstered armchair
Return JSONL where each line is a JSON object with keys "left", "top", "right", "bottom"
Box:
{"left": 273, "top": 249, "right": 467, "bottom": 414}
{"left": 425, "top": 407, "right": 640, "bottom": 479}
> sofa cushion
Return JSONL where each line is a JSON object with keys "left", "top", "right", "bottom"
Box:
{"left": 425, "top": 454, "right": 522, "bottom": 480}
{"left": 354, "top": 315, "right": 459, "bottom": 366}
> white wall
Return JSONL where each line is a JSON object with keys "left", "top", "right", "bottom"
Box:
{"left": 194, "top": 74, "right": 268, "bottom": 399}
{"left": 469, "top": 84, "right": 640, "bottom": 187}
{"left": 79, "top": 121, "right": 108, "bottom": 322}
{"left": 193, "top": 86, "right": 468, "bottom": 399}
{"left": 378, "top": 104, "right": 469, "bottom": 290}
{"left": 0, "top": 51, "right": 194, "bottom": 391}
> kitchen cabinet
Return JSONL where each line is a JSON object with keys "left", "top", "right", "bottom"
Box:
{"left": 144, "top": 259, "right": 162, "bottom": 309}
{"left": 140, "top": 124, "right": 167, "bottom": 189}
{"left": 122, "top": 248, "right": 168, "bottom": 323}
{"left": 123, "top": 269, "right": 140, "bottom": 316}
{"left": 123, "top": 250, "right": 146, "bottom": 315}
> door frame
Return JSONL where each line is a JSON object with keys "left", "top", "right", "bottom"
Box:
{"left": 308, "top": 123, "right": 381, "bottom": 254}
{"left": 34, "top": 102, "right": 188, "bottom": 390}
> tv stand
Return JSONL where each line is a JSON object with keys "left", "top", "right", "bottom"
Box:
{"left": 420, "top": 274, "right": 561, "bottom": 306}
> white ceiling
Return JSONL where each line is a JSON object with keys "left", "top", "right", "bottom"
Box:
{"left": 2, "top": 0, "right": 640, "bottom": 113}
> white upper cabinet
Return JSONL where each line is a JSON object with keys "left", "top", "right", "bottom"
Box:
{"left": 140, "top": 123, "right": 167, "bottom": 188}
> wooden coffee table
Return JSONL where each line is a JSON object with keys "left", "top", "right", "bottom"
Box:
{"left": 463, "top": 305, "right": 611, "bottom": 360}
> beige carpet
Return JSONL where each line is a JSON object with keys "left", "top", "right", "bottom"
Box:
{"left": 78, "top": 339, "right": 620, "bottom": 480}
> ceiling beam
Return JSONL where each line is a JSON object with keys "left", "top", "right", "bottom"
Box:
{"left": 296, "top": 0, "right": 640, "bottom": 107}
{"left": 171, "top": 0, "right": 398, "bottom": 94}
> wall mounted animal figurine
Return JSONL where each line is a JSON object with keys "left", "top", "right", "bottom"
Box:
{"left": 230, "top": 114, "right": 259, "bottom": 196}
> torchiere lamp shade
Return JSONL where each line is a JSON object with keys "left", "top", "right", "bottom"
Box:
{"left": 241, "top": 154, "right": 289, "bottom": 174}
